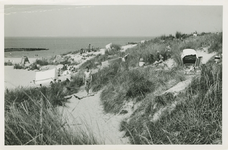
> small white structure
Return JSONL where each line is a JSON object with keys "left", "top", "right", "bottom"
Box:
{"left": 193, "top": 33, "right": 197, "bottom": 37}
{"left": 105, "top": 43, "right": 112, "bottom": 51}
{"left": 141, "top": 40, "right": 145, "bottom": 44}
{"left": 35, "top": 68, "right": 58, "bottom": 84}
{"left": 100, "top": 49, "right": 106, "bottom": 55}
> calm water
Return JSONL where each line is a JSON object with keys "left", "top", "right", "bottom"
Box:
{"left": 4, "top": 37, "right": 153, "bottom": 58}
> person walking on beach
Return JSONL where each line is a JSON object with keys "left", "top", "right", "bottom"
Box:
{"left": 84, "top": 66, "right": 92, "bottom": 96}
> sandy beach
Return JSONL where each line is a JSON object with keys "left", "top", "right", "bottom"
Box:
{"left": 4, "top": 66, "right": 37, "bottom": 89}
{"left": 4, "top": 57, "right": 37, "bottom": 64}
{"left": 4, "top": 44, "right": 139, "bottom": 90}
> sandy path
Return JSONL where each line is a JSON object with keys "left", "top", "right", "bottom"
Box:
{"left": 58, "top": 90, "right": 130, "bottom": 144}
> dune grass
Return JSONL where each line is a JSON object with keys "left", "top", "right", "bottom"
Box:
{"left": 5, "top": 75, "right": 99, "bottom": 145}
{"left": 119, "top": 61, "right": 222, "bottom": 144}
{"left": 4, "top": 73, "right": 94, "bottom": 145}
{"left": 5, "top": 89, "right": 99, "bottom": 145}
{"left": 99, "top": 66, "right": 185, "bottom": 114}
{"left": 90, "top": 32, "right": 223, "bottom": 115}
{"left": 87, "top": 32, "right": 222, "bottom": 144}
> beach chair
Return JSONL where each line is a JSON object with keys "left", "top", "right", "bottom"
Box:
{"left": 181, "top": 49, "right": 198, "bottom": 74}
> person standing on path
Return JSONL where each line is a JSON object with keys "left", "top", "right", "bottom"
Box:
{"left": 84, "top": 66, "right": 92, "bottom": 96}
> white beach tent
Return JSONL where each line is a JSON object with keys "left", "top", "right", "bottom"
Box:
{"left": 35, "top": 67, "right": 58, "bottom": 84}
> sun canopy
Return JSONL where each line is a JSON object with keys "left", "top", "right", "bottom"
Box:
{"left": 181, "top": 49, "right": 198, "bottom": 60}
{"left": 21, "top": 56, "right": 30, "bottom": 64}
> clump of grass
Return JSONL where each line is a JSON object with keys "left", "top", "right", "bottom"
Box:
{"left": 35, "top": 58, "right": 49, "bottom": 66}
{"left": 91, "top": 61, "right": 121, "bottom": 92}
{"left": 100, "top": 69, "right": 155, "bottom": 114}
{"left": 13, "top": 63, "right": 24, "bottom": 69}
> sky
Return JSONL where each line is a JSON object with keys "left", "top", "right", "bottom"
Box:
{"left": 4, "top": 5, "right": 222, "bottom": 37}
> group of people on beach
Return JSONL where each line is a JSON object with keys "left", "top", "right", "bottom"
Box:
{"left": 80, "top": 44, "right": 99, "bottom": 55}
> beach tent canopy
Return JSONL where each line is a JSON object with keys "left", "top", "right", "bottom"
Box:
{"left": 35, "top": 67, "right": 58, "bottom": 84}
{"left": 21, "top": 56, "right": 30, "bottom": 64}
{"left": 181, "top": 49, "right": 198, "bottom": 64}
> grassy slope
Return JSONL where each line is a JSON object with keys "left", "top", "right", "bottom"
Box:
{"left": 88, "top": 32, "right": 222, "bottom": 144}
{"left": 95, "top": 33, "right": 223, "bottom": 115}
{"left": 118, "top": 33, "right": 222, "bottom": 144}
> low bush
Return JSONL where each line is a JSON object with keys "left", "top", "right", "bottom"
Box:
{"left": 111, "top": 44, "right": 121, "bottom": 51}
{"left": 13, "top": 63, "right": 24, "bottom": 69}
{"left": 4, "top": 61, "right": 13, "bottom": 66}
{"left": 35, "top": 59, "right": 49, "bottom": 66}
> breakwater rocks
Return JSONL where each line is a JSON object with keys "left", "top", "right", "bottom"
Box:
{"left": 5, "top": 48, "right": 49, "bottom": 52}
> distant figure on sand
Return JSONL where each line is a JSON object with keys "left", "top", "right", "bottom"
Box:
{"left": 84, "top": 66, "right": 92, "bottom": 96}
{"left": 88, "top": 44, "right": 91, "bottom": 52}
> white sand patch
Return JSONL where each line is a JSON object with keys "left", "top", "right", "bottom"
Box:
{"left": 4, "top": 66, "right": 37, "bottom": 89}
{"left": 196, "top": 50, "right": 216, "bottom": 64}
{"left": 120, "top": 44, "right": 137, "bottom": 52}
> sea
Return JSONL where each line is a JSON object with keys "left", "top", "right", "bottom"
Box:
{"left": 4, "top": 37, "right": 154, "bottom": 58}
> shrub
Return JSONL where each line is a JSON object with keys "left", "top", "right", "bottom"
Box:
{"left": 35, "top": 59, "right": 49, "bottom": 66}
{"left": 13, "top": 63, "right": 24, "bottom": 69}
{"left": 125, "top": 71, "right": 155, "bottom": 99}
{"left": 4, "top": 61, "right": 13, "bottom": 66}
{"left": 175, "top": 31, "right": 182, "bottom": 39}
{"left": 111, "top": 44, "right": 121, "bottom": 51}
